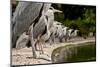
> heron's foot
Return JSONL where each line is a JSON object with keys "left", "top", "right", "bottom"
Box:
{"left": 35, "top": 48, "right": 41, "bottom": 51}
{"left": 33, "top": 54, "right": 37, "bottom": 59}
{"left": 33, "top": 51, "right": 43, "bottom": 59}
{"left": 32, "top": 49, "right": 41, "bottom": 58}
{"left": 40, "top": 51, "right": 44, "bottom": 55}
{"left": 38, "top": 53, "right": 51, "bottom": 61}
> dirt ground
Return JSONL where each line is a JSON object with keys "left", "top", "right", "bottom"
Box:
{"left": 12, "top": 37, "right": 95, "bottom": 65}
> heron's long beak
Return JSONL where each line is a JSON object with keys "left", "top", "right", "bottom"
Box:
{"left": 53, "top": 9, "right": 62, "bottom": 13}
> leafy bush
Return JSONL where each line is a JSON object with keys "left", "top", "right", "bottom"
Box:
{"left": 52, "top": 4, "right": 96, "bottom": 37}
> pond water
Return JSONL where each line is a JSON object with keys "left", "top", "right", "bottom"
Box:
{"left": 51, "top": 42, "right": 96, "bottom": 63}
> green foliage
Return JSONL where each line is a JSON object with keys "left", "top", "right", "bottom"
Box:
{"left": 54, "top": 13, "right": 64, "bottom": 22}
{"left": 52, "top": 4, "right": 96, "bottom": 37}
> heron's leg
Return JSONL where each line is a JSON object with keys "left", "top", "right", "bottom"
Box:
{"left": 30, "top": 38, "right": 37, "bottom": 58}
{"left": 48, "top": 37, "right": 51, "bottom": 45}
{"left": 53, "top": 38, "right": 55, "bottom": 43}
{"left": 41, "top": 43, "right": 44, "bottom": 54}
{"left": 68, "top": 36, "right": 71, "bottom": 40}
{"left": 51, "top": 38, "right": 54, "bottom": 44}
{"left": 65, "top": 37, "right": 68, "bottom": 42}
{"left": 59, "top": 37, "right": 62, "bottom": 42}
{"left": 43, "top": 41, "right": 47, "bottom": 48}
{"left": 39, "top": 42, "right": 42, "bottom": 55}
{"left": 34, "top": 40, "right": 39, "bottom": 51}
{"left": 29, "top": 31, "right": 37, "bottom": 58}
{"left": 38, "top": 42, "right": 41, "bottom": 51}
{"left": 39, "top": 42, "right": 44, "bottom": 54}
{"left": 49, "top": 39, "right": 52, "bottom": 45}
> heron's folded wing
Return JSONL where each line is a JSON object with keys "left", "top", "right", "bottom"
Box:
{"left": 32, "top": 16, "right": 47, "bottom": 38}
{"left": 13, "top": 2, "right": 43, "bottom": 36}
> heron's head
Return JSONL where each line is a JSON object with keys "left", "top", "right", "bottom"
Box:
{"left": 68, "top": 29, "right": 73, "bottom": 32}
{"left": 75, "top": 30, "right": 79, "bottom": 32}
{"left": 65, "top": 27, "right": 69, "bottom": 30}
{"left": 49, "top": 7, "right": 62, "bottom": 13}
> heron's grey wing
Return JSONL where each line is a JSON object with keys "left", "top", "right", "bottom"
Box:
{"left": 13, "top": 2, "right": 43, "bottom": 37}
{"left": 32, "top": 16, "right": 47, "bottom": 38}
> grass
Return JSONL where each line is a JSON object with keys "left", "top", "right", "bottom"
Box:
{"left": 51, "top": 42, "right": 96, "bottom": 63}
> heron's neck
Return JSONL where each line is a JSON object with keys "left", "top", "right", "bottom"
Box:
{"left": 74, "top": 31, "right": 77, "bottom": 34}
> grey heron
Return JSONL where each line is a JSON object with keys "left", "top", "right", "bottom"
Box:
{"left": 67, "top": 29, "right": 73, "bottom": 40}
{"left": 12, "top": 1, "right": 62, "bottom": 58}
{"left": 56, "top": 24, "right": 66, "bottom": 42}
{"left": 27, "top": 3, "right": 53, "bottom": 57}
{"left": 32, "top": 6, "right": 62, "bottom": 54}
{"left": 70, "top": 29, "right": 79, "bottom": 39}
{"left": 61, "top": 27, "right": 69, "bottom": 42}
{"left": 12, "top": 2, "right": 52, "bottom": 58}
{"left": 48, "top": 21, "right": 61, "bottom": 44}
{"left": 12, "top": 2, "right": 43, "bottom": 48}
{"left": 49, "top": 20, "right": 64, "bottom": 43}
